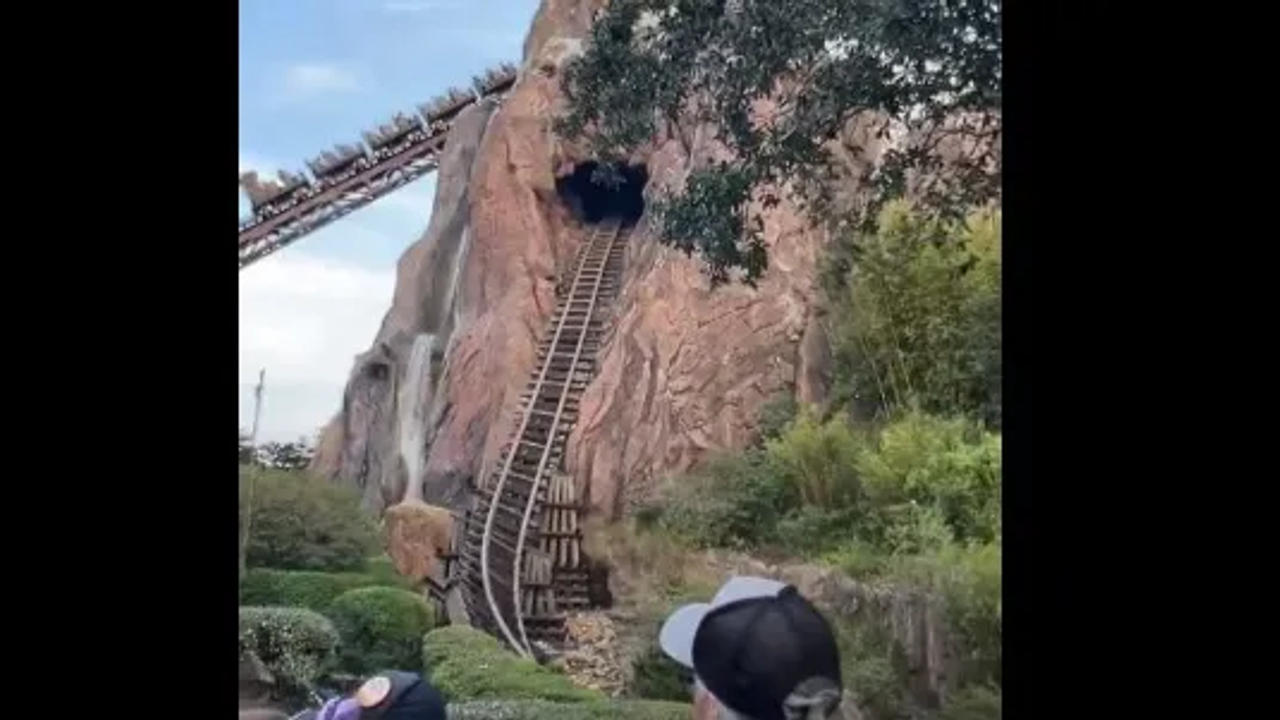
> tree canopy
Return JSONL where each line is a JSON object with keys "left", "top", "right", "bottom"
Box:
{"left": 557, "top": 0, "right": 1001, "bottom": 285}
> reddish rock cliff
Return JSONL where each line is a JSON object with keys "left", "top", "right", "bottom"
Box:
{"left": 316, "top": 0, "right": 847, "bottom": 519}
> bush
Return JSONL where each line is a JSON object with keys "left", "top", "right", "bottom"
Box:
{"left": 363, "top": 554, "right": 406, "bottom": 586}
{"left": 239, "top": 606, "right": 339, "bottom": 698}
{"left": 859, "top": 412, "right": 1001, "bottom": 548}
{"left": 765, "top": 408, "right": 865, "bottom": 510}
{"left": 423, "top": 625, "right": 602, "bottom": 704}
{"left": 757, "top": 393, "right": 798, "bottom": 442}
{"left": 938, "top": 683, "right": 1001, "bottom": 720}
{"left": 887, "top": 543, "right": 1002, "bottom": 688}
{"left": 447, "top": 699, "right": 692, "bottom": 720}
{"left": 239, "top": 568, "right": 410, "bottom": 613}
{"left": 773, "top": 505, "right": 860, "bottom": 556}
{"left": 627, "top": 644, "right": 691, "bottom": 702}
{"left": 328, "top": 587, "right": 437, "bottom": 675}
{"left": 656, "top": 449, "right": 789, "bottom": 549}
{"left": 240, "top": 466, "right": 380, "bottom": 572}
{"left": 828, "top": 201, "right": 1002, "bottom": 428}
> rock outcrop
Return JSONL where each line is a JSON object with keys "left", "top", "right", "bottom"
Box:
{"left": 314, "top": 0, "right": 844, "bottom": 518}
{"left": 311, "top": 95, "right": 500, "bottom": 512}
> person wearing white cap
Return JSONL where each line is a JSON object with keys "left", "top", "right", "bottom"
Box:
{"left": 659, "top": 576, "right": 845, "bottom": 720}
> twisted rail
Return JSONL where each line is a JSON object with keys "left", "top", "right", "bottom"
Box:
{"left": 470, "top": 221, "right": 625, "bottom": 657}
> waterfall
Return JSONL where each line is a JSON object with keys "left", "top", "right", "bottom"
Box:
{"left": 398, "top": 333, "right": 435, "bottom": 503}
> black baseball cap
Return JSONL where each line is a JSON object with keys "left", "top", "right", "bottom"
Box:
{"left": 659, "top": 576, "right": 843, "bottom": 720}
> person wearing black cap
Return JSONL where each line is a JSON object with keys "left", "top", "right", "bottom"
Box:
{"left": 659, "top": 576, "right": 845, "bottom": 720}
{"left": 288, "top": 670, "right": 446, "bottom": 720}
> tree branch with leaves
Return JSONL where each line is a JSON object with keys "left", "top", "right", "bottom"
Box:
{"left": 556, "top": 0, "right": 1001, "bottom": 286}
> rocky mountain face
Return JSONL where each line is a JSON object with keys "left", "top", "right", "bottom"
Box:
{"left": 312, "top": 0, "right": 865, "bottom": 518}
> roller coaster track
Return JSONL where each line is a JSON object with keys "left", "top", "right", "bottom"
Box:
{"left": 237, "top": 70, "right": 515, "bottom": 270}
{"left": 456, "top": 220, "right": 627, "bottom": 657}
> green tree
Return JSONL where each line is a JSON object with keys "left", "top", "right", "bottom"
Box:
{"left": 239, "top": 467, "right": 380, "bottom": 572}
{"left": 829, "top": 201, "right": 1001, "bottom": 427}
{"left": 558, "top": 0, "right": 1001, "bottom": 284}
{"left": 260, "top": 438, "right": 314, "bottom": 471}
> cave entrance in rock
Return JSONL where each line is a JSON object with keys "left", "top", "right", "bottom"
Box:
{"left": 555, "top": 161, "right": 648, "bottom": 226}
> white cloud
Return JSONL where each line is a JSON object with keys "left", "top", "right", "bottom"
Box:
{"left": 280, "top": 63, "right": 360, "bottom": 101}
{"left": 239, "top": 251, "right": 395, "bottom": 443}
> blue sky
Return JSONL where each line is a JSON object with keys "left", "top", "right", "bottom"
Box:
{"left": 238, "top": 0, "right": 541, "bottom": 444}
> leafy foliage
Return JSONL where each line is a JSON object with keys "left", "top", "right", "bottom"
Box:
{"left": 662, "top": 407, "right": 998, "bottom": 559}
{"left": 328, "top": 587, "right": 437, "bottom": 675}
{"left": 765, "top": 407, "right": 865, "bottom": 510}
{"left": 259, "top": 439, "right": 315, "bottom": 470}
{"left": 938, "top": 684, "right": 1001, "bottom": 720}
{"left": 656, "top": 449, "right": 791, "bottom": 549}
{"left": 447, "top": 699, "right": 692, "bottom": 720}
{"left": 627, "top": 644, "right": 692, "bottom": 702}
{"left": 828, "top": 201, "right": 1001, "bottom": 427}
{"left": 885, "top": 542, "right": 1002, "bottom": 687}
{"left": 239, "top": 568, "right": 411, "bottom": 614}
{"left": 859, "top": 411, "right": 1001, "bottom": 547}
{"left": 558, "top": 0, "right": 1001, "bottom": 284}
{"left": 651, "top": 405, "right": 1002, "bottom": 707}
{"left": 238, "top": 606, "right": 339, "bottom": 700}
{"left": 757, "top": 393, "right": 799, "bottom": 442}
{"left": 239, "top": 466, "right": 380, "bottom": 572}
{"left": 423, "top": 625, "right": 603, "bottom": 704}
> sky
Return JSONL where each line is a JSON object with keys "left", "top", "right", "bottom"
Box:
{"left": 238, "top": 0, "right": 541, "bottom": 444}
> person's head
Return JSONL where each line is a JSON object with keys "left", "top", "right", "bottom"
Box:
{"left": 300, "top": 671, "right": 446, "bottom": 720}
{"left": 659, "top": 577, "right": 844, "bottom": 720}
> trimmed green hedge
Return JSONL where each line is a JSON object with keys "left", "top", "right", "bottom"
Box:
{"left": 329, "top": 587, "right": 438, "bottom": 674}
{"left": 423, "top": 626, "right": 602, "bottom": 704}
{"left": 238, "top": 606, "right": 338, "bottom": 693}
{"left": 239, "top": 568, "right": 410, "bottom": 613}
{"left": 447, "top": 699, "right": 692, "bottom": 720}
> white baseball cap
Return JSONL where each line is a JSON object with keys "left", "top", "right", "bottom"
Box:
{"left": 658, "top": 575, "right": 787, "bottom": 668}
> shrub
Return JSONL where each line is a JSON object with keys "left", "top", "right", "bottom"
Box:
{"left": 447, "top": 699, "right": 692, "bottom": 720}
{"left": 757, "top": 393, "right": 798, "bottom": 442}
{"left": 239, "top": 568, "right": 410, "bottom": 613}
{"left": 939, "top": 683, "right": 1001, "bottom": 720}
{"left": 657, "top": 449, "right": 790, "bottom": 549}
{"left": 328, "top": 587, "right": 437, "bottom": 675}
{"left": 363, "top": 554, "right": 406, "bottom": 586}
{"left": 422, "top": 625, "right": 602, "bottom": 704}
{"left": 240, "top": 466, "right": 380, "bottom": 572}
{"left": 773, "top": 505, "right": 860, "bottom": 556}
{"left": 627, "top": 644, "right": 691, "bottom": 702}
{"left": 859, "top": 412, "right": 1001, "bottom": 547}
{"left": 765, "top": 408, "right": 865, "bottom": 510}
{"left": 887, "top": 543, "right": 1002, "bottom": 688}
{"left": 828, "top": 202, "right": 1002, "bottom": 428}
{"left": 828, "top": 614, "right": 912, "bottom": 720}
{"left": 238, "top": 606, "right": 339, "bottom": 698}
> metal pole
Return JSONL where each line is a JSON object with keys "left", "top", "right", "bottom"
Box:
{"left": 250, "top": 368, "right": 265, "bottom": 462}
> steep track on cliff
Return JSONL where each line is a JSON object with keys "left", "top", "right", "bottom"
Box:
{"left": 456, "top": 220, "right": 627, "bottom": 657}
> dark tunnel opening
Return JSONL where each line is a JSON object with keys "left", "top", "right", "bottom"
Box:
{"left": 555, "top": 161, "right": 648, "bottom": 226}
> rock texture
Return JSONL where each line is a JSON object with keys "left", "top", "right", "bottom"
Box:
{"left": 384, "top": 500, "right": 454, "bottom": 583}
{"left": 311, "top": 96, "right": 499, "bottom": 512}
{"left": 316, "top": 0, "right": 850, "bottom": 518}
